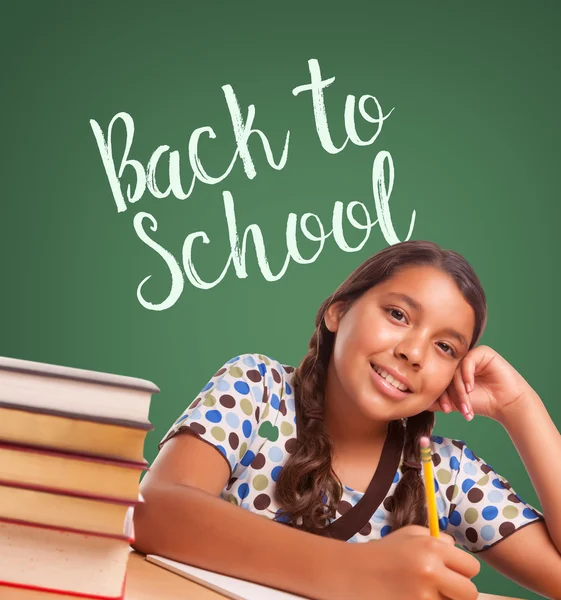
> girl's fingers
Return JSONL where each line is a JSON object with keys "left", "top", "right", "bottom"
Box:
{"left": 453, "top": 368, "right": 473, "bottom": 421}
{"left": 438, "top": 390, "right": 453, "bottom": 414}
{"left": 460, "top": 353, "right": 476, "bottom": 395}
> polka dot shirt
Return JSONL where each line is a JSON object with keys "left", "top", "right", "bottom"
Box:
{"left": 159, "top": 353, "right": 543, "bottom": 553}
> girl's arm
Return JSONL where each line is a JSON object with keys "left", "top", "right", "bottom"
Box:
{"left": 438, "top": 345, "right": 561, "bottom": 598}
{"left": 132, "top": 430, "right": 480, "bottom": 600}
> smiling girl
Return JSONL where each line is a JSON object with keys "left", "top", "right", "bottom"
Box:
{"left": 133, "top": 240, "right": 561, "bottom": 599}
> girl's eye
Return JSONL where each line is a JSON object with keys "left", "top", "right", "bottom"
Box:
{"left": 388, "top": 308, "right": 407, "bottom": 322}
{"left": 437, "top": 342, "right": 456, "bottom": 357}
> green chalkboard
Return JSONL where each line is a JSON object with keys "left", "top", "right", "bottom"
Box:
{"left": 1, "top": 1, "right": 560, "bottom": 597}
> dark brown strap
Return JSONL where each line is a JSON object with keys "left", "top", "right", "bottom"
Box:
{"left": 322, "top": 420, "right": 405, "bottom": 541}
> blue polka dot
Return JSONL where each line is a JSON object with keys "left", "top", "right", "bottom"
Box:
{"left": 252, "top": 386, "right": 263, "bottom": 403}
{"left": 488, "top": 490, "right": 503, "bottom": 504}
{"left": 216, "top": 445, "right": 227, "bottom": 458}
{"left": 450, "top": 456, "right": 460, "bottom": 471}
{"left": 464, "top": 447, "right": 476, "bottom": 461}
{"left": 238, "top": 483, "right": 249, "bottom": 499}
{"left": 242, "top": 420, "right": 253, "bottom": 438}
{"left": 436, "top": 497, "right": 446, "bottom": 514}
{"left": 202, "top": 382, "right": 214, "bottom": 392}
{"left": 285, "top": 382, "right": 292, "bottom": 395}
{"left": 271, "top": 466, "right": 283, "bottom": 482}
{"left": 258, "top": 362, "right": 267, "bottom": 376}
{"left": 439, "top": 517, "right": 449, "bottom": 531}
{"left": 243, "top": 355, "right": 256, "bottom": 367}
{"left": 287, "top": 397, "right": 295, "bottom": 412}
{"left": 267, "top": 376, "right": 273, "bottom": 389}
{"left": 463, "top": 462, "right": 478, "bottom": 475}
{"left": 433, "top": 478, "right": 439, "bottom": 493}
{"left": 240, "top": 450, "right": 255, "bottom": 467}
{"left": 268, "top": 446, "right": 283, "bottom": 462}
{"left": 351, "top": 493, "right": 362, "bottom": 504}
{"left": 482, "top": 506, "right": 499, "bottom": 521}
{"left": 234, "top": 381, "right": 250, "bottom": 395}
{"left": 440, "top": 445, "right": 453, "bottom": 458}
{"left": 462, "top": 479, "right": 476, "bottom": 493}
{"left": 393, "top": 472, "right": 400, "bottom": 484}
{"left": 205, "top": 410, "right": 222, "bottom": 423}
{"left": 431, "top": 435, "right": 444, "bottom": 444}
{"left": 348, "top": 535, "right": 359, "bottom": 543}
{"left": 492, "top": 478, "right": 505, "bottom": 490}
{"left": 454, "top": 530, "right": 466, "bottom": 542}
{"left": 481, "top": 525, "right": 495, "bottom": 541}
{"left": 373, "top": 509, "right": 385, "bottom": 523}
{"left": 449, "top": 510, "right": 462, "bottom": 526}
{"left": 191, "top": 409, "right": 202, "bottom": 421}
{"left": 175, "top": 414, "right": 189, "bottom": 425}
{"left": 241, "top": 502, "right": 251, "bottom": 510}
{"left": 216, "top": 379, "right": 230, "bottom": 391}
{"left": 270, "top": 394, "right": 280, "bottom": 410}
{"left": 228, "top": 453, "right": 236, "bottom": 468}
{"left": 238, "top": 468, "right": 249, "bottom": 480}
{"left": 226, "top": 413, "right": 240, "bottom": 429}
{"left": 227, "top": 356, "right": 240, "bottom": 364}
{"left": 344, "top": 485, "right": 354, "bottom": 492}
{"left": 275, "top": 509, "right": 291, "bottom": 523}
{"left": 380, "top": 525, "right": 392, "bottom": 537}
{"left": 523, "top": 508, "right": 539, "bottom": 520}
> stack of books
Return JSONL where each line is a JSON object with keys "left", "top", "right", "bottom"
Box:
{"left": 0, "top": 356, "right": 159, "bottom": 599}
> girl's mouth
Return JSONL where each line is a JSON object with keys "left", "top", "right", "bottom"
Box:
{"left": 370, "top": 363, "right": 412, "bottom": 399}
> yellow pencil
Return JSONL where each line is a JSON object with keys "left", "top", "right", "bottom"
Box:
{"left": 420, "top": 435, "right": 440, "bottom": 538}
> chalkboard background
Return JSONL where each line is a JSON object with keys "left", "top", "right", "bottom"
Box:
{"left": 2, "top": 2, "right": 560, "bottom": 597}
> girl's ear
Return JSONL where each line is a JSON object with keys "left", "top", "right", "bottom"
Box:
{"left": 324, "top": 301, "right": 346, "bottom": 333}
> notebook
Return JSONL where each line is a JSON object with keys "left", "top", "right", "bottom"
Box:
{"left": 146, "top": 554, "right": 309, "bottom": 599}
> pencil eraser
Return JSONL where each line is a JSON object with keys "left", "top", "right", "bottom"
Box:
{"left": 419, "top": 436, "right": 431, "bottom": 449}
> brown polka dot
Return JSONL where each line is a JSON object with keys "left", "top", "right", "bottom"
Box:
{"left": 189, "top": 423, "right": 206, "bottom": 435}
{"left": 254, "top": 494, "right": 271, "bottom": 510}
{"left": 445, "top": 485, "right": 458, "bottom": 501}
{"left": 480, "top": 463, "right": 492, "bottom": 474}
{"left": 337, "top": 500, "right": 352, "bottom": 515}
{"left": 499, "top": 521, "right": 516, "bottom": 538}
{"left": 190, "top": 398, "right": 201, "bottom": 409}
{"left": 255, "top": 406, "right": 260, "bottom": 421}
{"left": 383, "top": 496, "right": 395, "bottom": 512}
{"left": 508, "top": 493, "right": 521, "bottom": 504}
{"left": 279, "top": 400, "right": 287, "bottom": 416}
{"left": 285, "top": 438, "right": 298, "bottom": 454}
{"left": 220, "top": 394, "right": 236, "bottom": 408}
{"left": 283, "top": 365, "right": 295, "bottom": 373}
{"left": 359, "top": 522, "right": 372, "bottom": 536}
{"left": 432, "top": 453, "right": 441, "bottom": 467}
{"left": 272, "top": 368, "right": 281, "bottom": 383}
{"left": 502, "top": 481, "right": 512, "bottom": 490}
{"left": 466, "top": 528, "right": 478, "bottom": 543}
{"left": 452, "top": 440, "right": 465, "bottom": 450}
{"left": 448, "top": 503, "right": 457, "bottom": 517}
{"left": 214, "top": 368, "right": 227, "bottom": 377}
{"left": 229, "top": 432, "right": 239, "bottom": 450}
{"left": 467, "top": 488, "right": 484, "bottom": 503}
{"left": 246, "top": 369, "right": 262, "bottom": 382}
{"left": 227, "top": 478, "right": 238, "bottom": 491}
{"left": 262, "top": 386, "right": 269, "bottom": 404}
{"left": 251, "top": 453, "right": 266, "bottom": 469}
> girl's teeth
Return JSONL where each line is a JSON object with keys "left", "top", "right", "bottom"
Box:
{"left": 373, "top": 364, "right": 409, "bottom": 392}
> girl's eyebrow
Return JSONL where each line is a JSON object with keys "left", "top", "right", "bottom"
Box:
{"left": 384, "top": 292, "right": 468, "bottom": 349}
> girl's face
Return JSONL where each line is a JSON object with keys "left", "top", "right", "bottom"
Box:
{"left": 324, "top": 265, "right": 476, "bottom": 422}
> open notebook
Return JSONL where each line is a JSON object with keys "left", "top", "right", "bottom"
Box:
{"left": 146, "top": 555, "right": 309, "bottom": 599}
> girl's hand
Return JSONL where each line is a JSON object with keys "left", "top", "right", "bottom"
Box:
{"left": 427, "top": 345, "right": 534, "bottom": 423}
{"left": 336, "top": 525, "right": 480, "bottom": 600}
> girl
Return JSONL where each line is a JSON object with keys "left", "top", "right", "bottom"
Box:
{"left": 133, "top": 240, "right": 561, "bottom": 600}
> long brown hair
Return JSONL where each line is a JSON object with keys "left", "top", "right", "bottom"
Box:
{"left": 275, "top": 240, "right": 487, "bottom": 534}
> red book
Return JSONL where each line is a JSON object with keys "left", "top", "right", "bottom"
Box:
{"left": 0, "top": 514, "right": 134, "bottom": 599}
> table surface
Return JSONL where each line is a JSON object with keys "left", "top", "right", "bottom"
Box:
{"left": 124, "top": 551, "right": 525, "bottom": 600}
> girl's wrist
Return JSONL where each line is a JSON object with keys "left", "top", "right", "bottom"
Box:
{"left": 496, "top": 387, "right": 540, "bottom": 429}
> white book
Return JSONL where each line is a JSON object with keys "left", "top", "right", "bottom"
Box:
{"left": 0, "top": 356, "right": 159, "bottom": 422}
{"left": 146, "top": 554, "right": 309, "bottom": 600}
